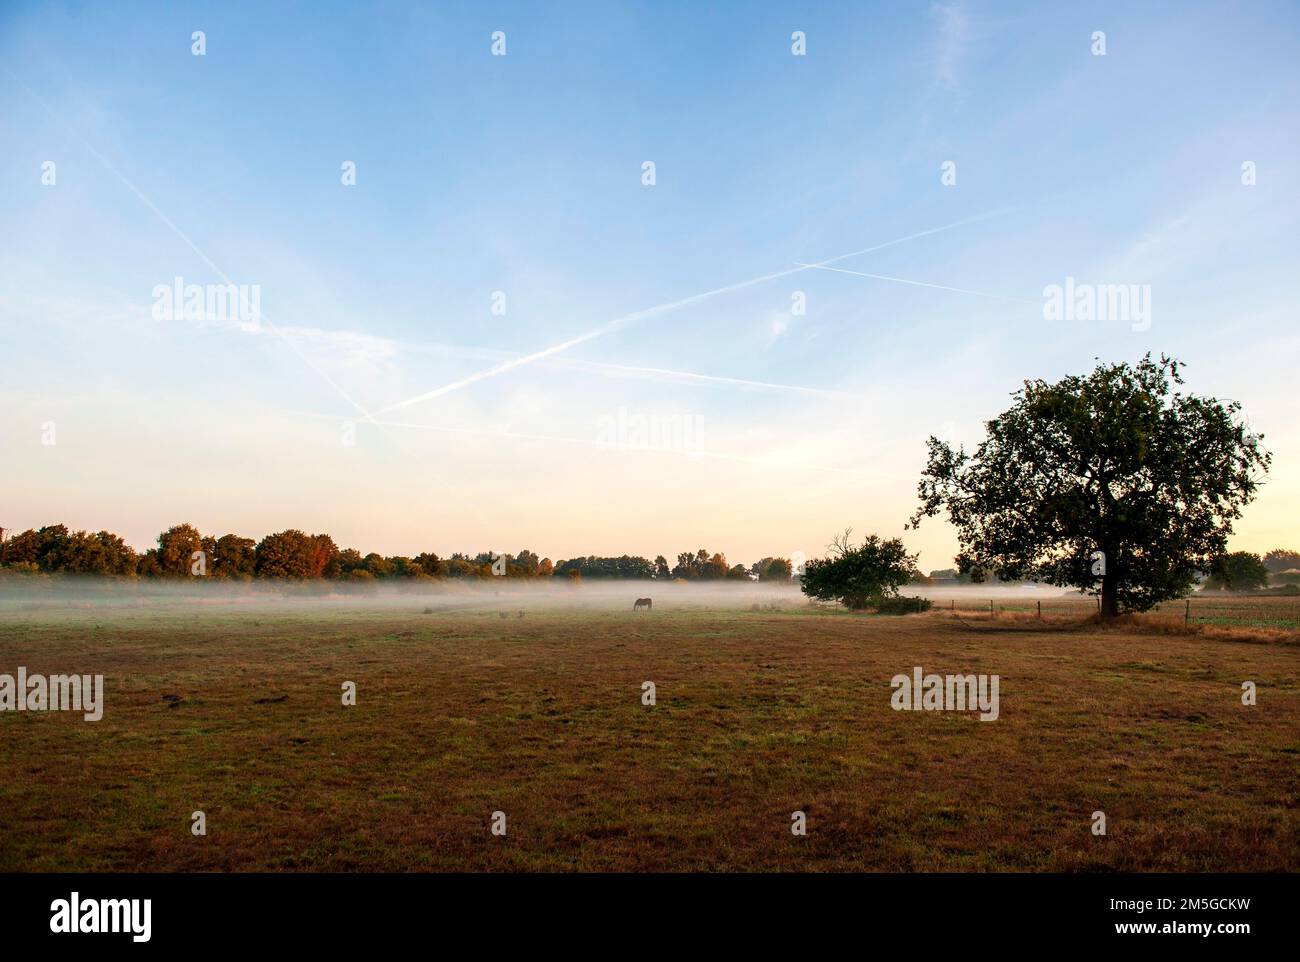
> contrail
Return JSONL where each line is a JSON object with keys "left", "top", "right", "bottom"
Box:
{"left": 794, "top": 262, "right": 1037, "bottom": 303}
{"left": 368, "top": 208, "right": 1015, "bottom": 417}
{"left": 546, "top": 357, "right": 865, "bottom": 399}
{"left": 8, "top": 73, "right": 505, "bottom": 527}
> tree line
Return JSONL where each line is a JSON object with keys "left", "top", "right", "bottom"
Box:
{"left": 0, "top": 523, "right": 796, "bottom": 583}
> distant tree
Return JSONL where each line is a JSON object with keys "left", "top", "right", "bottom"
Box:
{"left": 671, "top": 551, "right": 697, "bottom": 579}
{"left": 3, "top": 524, "right": 74, "bottom": 570}
{"left": 444, "top": 556, "right": 475, "bottom": 578}
{"left": 212, "top": 534, "right": 256, "bottom": 580}
{"left": 136, "top": 548, "right": 163, "bottom": 578}
{"left": 511, "top": 549, "right": 542, "bottom": 577}
{"left": 538, "top": 557, "right": 554, "bottom": 578}
{"left": 726, "top": 563, "right": 750, "bottom": 580}
{"left": 768, "top": 558, "right": 794, "bottom": 582}
{"left": 337, "top": 548, "right": 365, "bottom": 577}
{"left": 1262, "top": 549, "right": 1300, "bottom": 574}
{"left": 0, "top": 527, "right": 52, "bottom": 567}
{"left": 310, "top": 534, "right": 340, "bottom": 578}
{"left": 54, "top": 530, "right": 137, "bottom": 575}
{"left": 911, "top": 355, "right": 1270, "bottom": 617}
{"left": 362, "top": 552, "right": 394, "bottom": 578}
{"left": 750, "top": 557, "right": 794, "bottom": 582}
{"left": 157, "top": 524, "right": 205, "bottom": 577}
{"left": 553, "top": 555, "right": 654, "bottom": 579}
{"left": 255, "top": 529, "right": 325, "bottom": 579}
{"left": 654, "top": 555, "right": 671, "bottom": 579}
{"left": 0, "top": 526, "right": 138, "bottom": 575}
{"left": 1203, "top": 551, "right": 1269, "bottom": 591}
{"left": 386, "top": 556, "right": 422, "bottom": 578}
{"left": 414, "top": 552, "right": 444, "bottom": 577}
{"left": 800, "top": 531, "right": 917, "bottom": 611}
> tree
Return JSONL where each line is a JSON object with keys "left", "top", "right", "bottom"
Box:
{"left": 157, "top": 524, "right": 204, "bottom": 577}
{"left": 670, "top": 549, "right": 728, "bottom": 580}
{"left": 750, "top": 557, "right": 793, "bottom": 582}
{"left": 511, "top": 549, "right": 541, "bottom": 577}
{"left": 1, "top": 524, "right": 70, "bottom": 570}
{"left": 386, "top": 556, "right": 421, "bottom": 578}
{"left": 1262, "top": 549, "right": 1300, "bottom": 574}
{"left": 212, "top": 534, "right": 256, "bottom": 580}
{"left": 414, "top": 552, "right": 444, "bottom": 577}
{"left": 766, "top": 558, "right": 794, "bottom": 581}
{"left": 70, "top": 531, "right": 137, "bottom": 575}
{"left": 337, "top": 548, "right": 365, "bottom": 576}
{"left": 362, "top": 552, "right": 393, "bottom": 578}
{"left": 1203, "top": 551, "right": 1269, "bottom": 591}
{"left": 255, "top": 529, "right": 334, "bottom": 580}
{"left": 910, "top": 355, "right": 1270, "bottom": 617}
{"left": 309, "top": 534, "right": 340, "bottom": 578}
{"left": 0, "top": 525, "right": 136, "bottom": 575}
{"left": 552, "top": 555, "right": 655, "bottom": 579}
{"left": 671, "top": 551, "right": 698, "bottom": 579}
{"left": 654, "top": 555, "right": 671, "bottom": 580}
{"left": 800, "top": 531, "right": 916, "bottom": 611}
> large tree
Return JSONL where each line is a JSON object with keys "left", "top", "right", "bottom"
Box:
{"left": 910, "top": 355, "right": 1270, "bottom": 617}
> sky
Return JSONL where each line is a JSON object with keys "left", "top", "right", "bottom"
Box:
{"left": 1, "top": 0, "right": 1298, "bottom": 572}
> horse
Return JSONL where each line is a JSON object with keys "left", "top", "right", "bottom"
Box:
{"left": 633, "top": 597, "right": 652, "bottom": 611}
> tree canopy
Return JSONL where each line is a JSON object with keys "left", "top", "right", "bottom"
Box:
{"left": 910, "top": 355, "right": 1270, "bottom": 616}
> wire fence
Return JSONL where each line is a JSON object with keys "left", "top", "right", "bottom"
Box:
{"left": 938, "top": 594, "right": 1300, "bottom": 630}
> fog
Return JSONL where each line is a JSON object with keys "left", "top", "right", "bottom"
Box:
{"left": 0, "top": 576, "right": 1083, "bottom": 617}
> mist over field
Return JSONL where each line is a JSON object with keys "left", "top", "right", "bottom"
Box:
{"left": 0, "top": 574, "right": 1095, "bottom": 617}
{"left": 0, "top": 575, "right": 792, "bottom": 611}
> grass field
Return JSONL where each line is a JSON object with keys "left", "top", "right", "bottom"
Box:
{"left": 1, "top": 593, "right": 1297, "bottom": 872}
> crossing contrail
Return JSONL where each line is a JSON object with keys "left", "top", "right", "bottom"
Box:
{"left": 367, "top": 208, "right": 1015, "bottom": 418}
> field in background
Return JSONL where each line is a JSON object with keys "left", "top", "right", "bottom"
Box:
{"left": 1, "top": 592, "right": 1297, "bottom": 871}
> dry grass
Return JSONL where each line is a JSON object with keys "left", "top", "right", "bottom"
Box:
{"left": 0, "top": 600, "right": 1297, "bottom": 872}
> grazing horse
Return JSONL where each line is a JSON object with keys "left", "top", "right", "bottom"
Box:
{"left": 633, "top": 597, "right": 652, "bottom": 611}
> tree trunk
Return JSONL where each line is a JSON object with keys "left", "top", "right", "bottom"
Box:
{"left": 1100, "top": 574, "right": 1119, "bottom": 619}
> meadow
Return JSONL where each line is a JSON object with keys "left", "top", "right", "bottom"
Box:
{"left": 1, "top": 588, "right": 1297, "bottom": 872}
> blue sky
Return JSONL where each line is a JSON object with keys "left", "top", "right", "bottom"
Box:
{"left": 2, "top": 0, "right": 1298, "bottom": 569}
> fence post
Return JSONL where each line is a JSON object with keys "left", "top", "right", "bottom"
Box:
{"left": 1185, "top": 598, "right": 1190, "bottom": 628}
{"left": 1037, "top": 600, "right": 1042, "bottom": 619}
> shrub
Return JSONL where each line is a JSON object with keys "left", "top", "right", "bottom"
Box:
{"left": 801, "top": 531, "right": 916, "bottom": 611}
{"left": 875, "top": 595, "right": 933, "bottom": 615}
